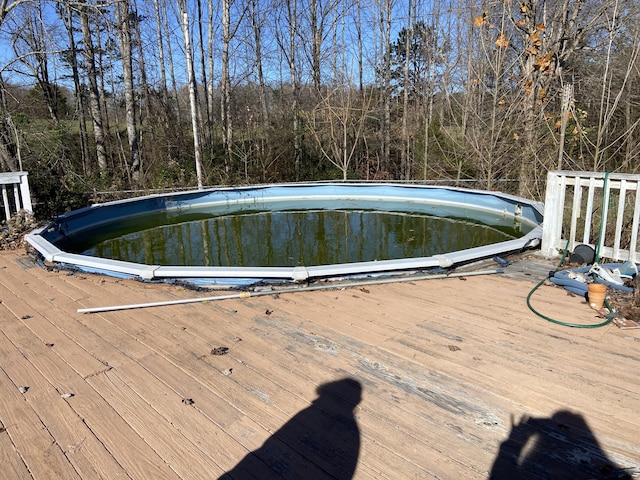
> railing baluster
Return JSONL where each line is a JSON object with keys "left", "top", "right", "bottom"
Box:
{"left": 583, "top": 177, "right": 596, "bottom": 245}
{"left": 2, "top": 184, "right": 10, "bottom": 220}
{"left": 613, "top": 180, "right": 627, "bottom": 261}
{"left": 598, "top": 176, "right": 612, "bottom": 259}
{"left": 569, "top": 176, "right": 581, "bottom": 251}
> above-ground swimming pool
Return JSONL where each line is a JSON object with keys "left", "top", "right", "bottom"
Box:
{"left": 26, "top": 183, "right": 544, "bottom": 286}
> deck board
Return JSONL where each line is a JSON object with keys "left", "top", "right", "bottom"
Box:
{"left": 1, "top": 250, "right": 639, "bottom": 479}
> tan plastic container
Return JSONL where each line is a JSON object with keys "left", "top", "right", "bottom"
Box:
{"left": 587, "top": 283, "right": 608, "bottom": 310}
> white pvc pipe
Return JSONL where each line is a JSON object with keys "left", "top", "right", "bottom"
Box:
{"left": 77, "top": 268, "right": 504, "bottom": 314}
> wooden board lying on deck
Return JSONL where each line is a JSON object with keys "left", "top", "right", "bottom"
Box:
{"left": 0, "top": 250, "right": 639, "bottom": 479}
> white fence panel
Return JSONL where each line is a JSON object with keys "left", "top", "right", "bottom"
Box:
{"left": 0, "top": 171, "right": 33, "bottom": 221}
{"left": 541, "top": 170, "right": 640, "bottom": 263}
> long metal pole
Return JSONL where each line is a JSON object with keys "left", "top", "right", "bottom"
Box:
{"left": 77, "top": 269, "right": 503, "bottom": 314}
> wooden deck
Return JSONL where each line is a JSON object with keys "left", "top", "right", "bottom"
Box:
{"left": 1, "top": 249, "right": 639, "bottom": 479}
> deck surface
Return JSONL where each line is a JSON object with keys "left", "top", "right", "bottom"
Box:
{"left": 0, "top": 250, "right": 639, "bottom": 479}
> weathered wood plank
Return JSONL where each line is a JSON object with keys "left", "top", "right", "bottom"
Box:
{"left": 0, "top": 333, "right": 82, "bottom": 479}
{"left": 2, "top": 250, "right": 639, "bottom": 480}
{"left": 0, "top": 276, "right": 112, "bottom": 379}
{"left": 0, "top": 280, "right": 181, "bottom": 479}
{"left": 0, "top": 425, "right": 32, "bottom": 480}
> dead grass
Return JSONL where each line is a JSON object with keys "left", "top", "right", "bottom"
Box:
{"left": 0, "top": 211, "right": 37, "bottom": 251}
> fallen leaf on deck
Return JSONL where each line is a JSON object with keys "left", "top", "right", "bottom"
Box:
{"left": 211, "top": 346, "right": 229, "bottom": 355}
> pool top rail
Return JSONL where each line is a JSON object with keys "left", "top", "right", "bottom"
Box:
{"left": 26, "top": 183, "right": 543, "bottom": 285}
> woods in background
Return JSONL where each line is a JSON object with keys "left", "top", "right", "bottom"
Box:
{"left": 0, "top": 0, "right": 639, "bottom": 217}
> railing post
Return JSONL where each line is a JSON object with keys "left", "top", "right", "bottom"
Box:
{"left": 18, "top": 172, "right": 33, "bottom": 213}
{"left": 541, "top": 170, "right": 562, "bottom": 257}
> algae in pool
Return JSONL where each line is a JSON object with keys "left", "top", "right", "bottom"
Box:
{"left": 78, "top": 209, "right": 525, "bottom": 268}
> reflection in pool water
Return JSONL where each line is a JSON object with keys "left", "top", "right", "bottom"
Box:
{"left": 27, "top": 183, "right": 543, "bottom": 283}
{"left": 81, "top": 209, "right": 522, "bottom": 268}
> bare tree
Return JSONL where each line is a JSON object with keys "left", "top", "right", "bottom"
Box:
{"left": 221, "top": 0, "right": 233, "bottom": 168}
{"left": 80, "top": 5, "right": 108, "bottom": 175}
{"left": 195, "top": 0, "right": 210, "bottom": 145}
{"left": 466, "top": 0, "right": 519, "bottom": 190}
{"left": 379, "top": 0, "right": 393, "bottom": 173}
{"left": 510, "top": 0, "right": 608, "bottom": 195}
{"left": 162, "top": 0, "right": 181, "bottom": 125}
{"left": 60, "top": 3, "right": 90, "bottom": 173}
{"left": 177, "top": 0, "right": 204, "bottom": 187}
{"left": 2, "top": 0, "right": 638, "bottom": 198}
{"left": 303, "top": 0, "right": 340, "bottom": 95}
{"left": 9, "top": 1, "right": 60, "bottom": 123}
{"left": 0, "top": 75, "right": 20, "bottom": 171}
{"left": 115, "top": 0, "right": 141, "bottom": 182}
{"left": 590, "top": 0, "right": 640, "bottom": 171}
{"left": 206, "top": 0, "right": 218, "bottom": 143}
{"left": 0, "top": 0, "right": 32, "bottom": 28}
{"left": 400, "top": 0, "right": 413, "bottom": 180}
{"left": 250, "top": 0, "right": 269, "bottom": 125}
{"left": 307, "top": 85, "right": 373, "bottom": 179}
{"left": 152, "top": 0, "right": 168, "bottom": 105}
{"left": 275, "top": 0, "right": 302, "bottom": 178}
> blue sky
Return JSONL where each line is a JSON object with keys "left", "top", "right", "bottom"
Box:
{"left": 0, "top": 0, "right": 428, "bottom": 90}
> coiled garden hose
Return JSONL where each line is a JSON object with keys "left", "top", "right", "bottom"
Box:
{"left": 526, "top": 241, "right": 614, "bottom": 328}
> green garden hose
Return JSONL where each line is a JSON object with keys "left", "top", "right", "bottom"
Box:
{"left": 526, "top": 240, "right": 613, "bottom": 328}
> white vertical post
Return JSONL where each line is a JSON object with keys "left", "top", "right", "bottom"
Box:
{"left": 583, "top": 177, "right": 596, "bottom": 245}
{"left": 630, "top": 182, "right": 640, "bottom": 261}
{"left": 19, "top": 173, "right": 33, "bottom": 213}
{"left": 597, "top": 176, "right": 612, "bottom": 259}
{"left": 612, "top": 180, "right": 626, "bottom": 261}
{"left": 541, "top": 170, "right": 563, "bottom": 257}
{"left": 2, "top": 184, "right": 10, "bottom": 220}
{"left": 569, "top": 176, "right": 582, "bottom": 251}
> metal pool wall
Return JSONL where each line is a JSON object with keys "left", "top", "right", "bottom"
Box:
{"left": 25, "top": 183, "right": 544, "bottom": 285}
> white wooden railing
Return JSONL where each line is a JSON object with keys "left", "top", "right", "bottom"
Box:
{"left": 541, "top": 170, "right": 640, "bottom": 263}
{"left": 0, "top": 171, "right": 33, "bottom": 221}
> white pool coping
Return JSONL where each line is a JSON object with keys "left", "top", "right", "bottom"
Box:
{"left": 26, "top": 182, "right": 544, "bottom": 285}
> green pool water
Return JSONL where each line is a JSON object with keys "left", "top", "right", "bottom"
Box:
{"left": 79, "top": 209, "right": 524, "bottom": 268}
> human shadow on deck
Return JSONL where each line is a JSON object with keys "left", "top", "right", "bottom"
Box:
{"left": 219, "top": 378, "right": 362, "bottom": 480}
{"left": 489, "top": 410, "right": 633, "bottom": 480}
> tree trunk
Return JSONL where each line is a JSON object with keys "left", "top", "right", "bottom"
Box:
{"left": 152, "top": 0, "right": 168, "bottom": 106}
{"left": 309, "top": 0, "right": 321, "bottom": 94}
{"left": 196, "top": 0, "right": 211, "bottom": 146}
{"left": 357, "top": 2, "right": 363, "bottom": 92}
{"left": 80, "top": 7, "right": 108, "bottom": 175}
{"left": 62, "top": 5, "right": 90, "bottom": 175}
{"left": 0, "top": 77, "right": 19, "bottom": 171}
{"left": 221, "top": 0, "right": 234, "bottom": 172}
{"left": 401, "top": 0, "right": 413, "bottom": 180}
{"left": 382, "top": 0, "right": 392, "bottom": 174}
{"left": 251, "top": 0, "right": 269, "bottom": 126}
{"left": 132, "top": 0, "right": 152, "bottom": 123}
{"left": 207, "top": 0, "right": 216, "bottom": 144}
{"left": 116, "top": 0, "right": 141, "bottom": 183}
{"left": 178, "top": 0, "right": 204, "bottom": 188}
{"left": 164, "top": 0, "right": 181, "bottom": 126}
{"left": 287, "top": 0, "right": 301, "bottom": 179}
